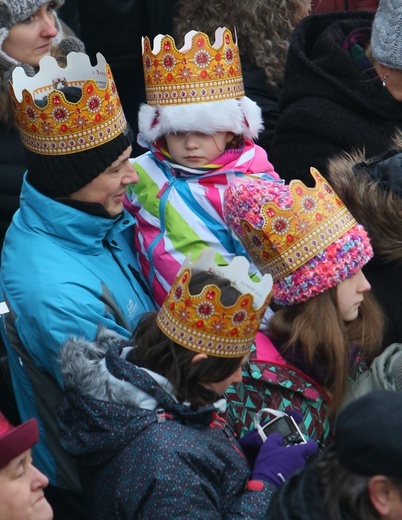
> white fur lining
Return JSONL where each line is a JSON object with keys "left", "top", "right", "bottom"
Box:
{"left": 138, "top": 96, "right": 263, "bottom": 143}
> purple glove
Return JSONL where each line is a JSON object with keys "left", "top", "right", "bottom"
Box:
{"left": 251, "top": 432, "right": 318, "bottom": 487}
{"left": 239, "top": 409, "right": 304, "bottom": 466}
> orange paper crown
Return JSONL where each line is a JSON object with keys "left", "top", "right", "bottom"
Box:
{"left": 239, "top": 169, "right": 358, "bottom": 281}
{"left": 157, "top": 248, "right": 273, "bottom": 358}
{"left": 142, "top": 27, "right": 245, "bottom": 107}
{"left": 9, "top": 52, "right": 127, "bottom": 156}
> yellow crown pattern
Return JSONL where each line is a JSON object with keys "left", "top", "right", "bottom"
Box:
{"left": 9, "top": 52, "right": 127, "bottom": 156}
{"left": 239, "top": 169, "right": 358, "bottom": 281}
{"left": 142, "top": 27, "right": 245, "bottom": 107}
{"left": 157, "top": 249, "right": 273, "bottom": 358}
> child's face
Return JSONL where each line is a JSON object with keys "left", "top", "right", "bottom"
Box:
{"left": 165, "top": 131, "right": 234, "bottom": 168}
{"left": 336, "top": 269, "right": 371, "bottom": 322}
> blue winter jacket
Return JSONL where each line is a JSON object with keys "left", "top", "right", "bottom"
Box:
{"left": 0, "top": 175, "right": 154, "bottom": 492}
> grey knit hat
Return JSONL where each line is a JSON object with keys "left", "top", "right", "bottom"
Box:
{"left": 371, "top": 0, "right": 402, "bottom": 69}
{"left": 0, "top": 0, "right": 65, "bottom": 70}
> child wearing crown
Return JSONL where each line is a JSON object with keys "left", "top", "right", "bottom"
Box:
{"left": 223, "top": 169, "right": 385, "bottom": 451}
{"left": 124, "top": 27, "right": 281, "bottom": 307}
{"left": 57, "top": 248, "right": 317, "bottom": 519}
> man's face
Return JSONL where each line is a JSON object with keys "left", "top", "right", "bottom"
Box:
{"left": 0, "top": 449, "right": 53, "bottom": 520}
{"left": 66, "top": 145, "right": 139, "bottom": 217}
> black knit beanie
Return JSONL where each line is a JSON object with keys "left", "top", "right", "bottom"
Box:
{"left": 25, "top": 86, "right": 134, "bottom": 197}
{"left": 336, "top": 390, "right": 402, "bottom": 477}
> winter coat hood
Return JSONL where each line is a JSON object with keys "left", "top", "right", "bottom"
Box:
{"left": 58, "top": 328, "right": 221, "bottom": 468}
{"left": 280, "top": 11, "right": 402, "bottom": 120}
{"left": 327, "top": 142, "right": 402, "bottom": 267}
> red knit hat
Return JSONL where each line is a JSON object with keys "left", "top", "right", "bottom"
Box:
{"left": 0, "top": 413, "right": 39, "bottom": 467}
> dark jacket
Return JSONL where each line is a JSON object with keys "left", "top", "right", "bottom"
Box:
{"left": 0, "top": 124, "right": 26, "bottom": 256}
{"left": 241, "top": 59, "right": 280, "bottom": 153}
{"left": 270, "top": 11, "right": 402, "bottom": 185}
{"left": 267, "top": 452, "right": 359, "bottom": 520}
{"left": 58, "top": 328, "right": 276, "bottom": 519}
{"left": 59, "top": 0, "right": 178, "bottom": 157}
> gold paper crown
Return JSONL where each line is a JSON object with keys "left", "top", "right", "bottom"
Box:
{"left": 142, "top": 27, "right": 245, "bottom": 107}
{"left": 9, "top": 52, "right": 127, "bottom": 156}
{"left": 157, "top": 248, "right": 273, "bottom": 358}
{"left": 239, "top": 169, "right": 358, "bottom": 281}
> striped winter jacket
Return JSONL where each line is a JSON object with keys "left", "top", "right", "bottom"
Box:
{"left": 125, "top": 139, "right": 280, "bottom": 307}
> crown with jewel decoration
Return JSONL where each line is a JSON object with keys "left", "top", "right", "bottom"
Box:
{"left": 238, "top": 169, "right": 358, "bottom": 281}
{"left": 9, "top": 52, "right": 127, "bottom": 156}
{"left": 142, "top": 27, "right": 244, "bottom": 107}
{"left": 156, "top": 248, "right": 273, "bottom": 358}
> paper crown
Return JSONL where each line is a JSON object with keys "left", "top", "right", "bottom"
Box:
{"left": 156, "top": 248, "right": 273, "bottom": 358}
{"left": 142, "top": 27, "right": 244, "bottom": 107}
{"left": 138, "top": 28, "right": 263, "bottom": 142}
{"left": 231, "top": 169, "right": 358, "bottom": 281}
{"left": 9, "top": 52, "right": 127, "bottom": 156}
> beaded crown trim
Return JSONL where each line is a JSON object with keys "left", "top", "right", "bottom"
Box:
{"left": 156, "top": 249, "right": 273, "bottom": 358}
{"left": 239, "top": 169, "right": 358, "bottom": 281}
{"left": 142, "top": 27, "right": 245, "bottom": 107}
{"left": 9, "top": 52, "right": 127, "bottom": 156}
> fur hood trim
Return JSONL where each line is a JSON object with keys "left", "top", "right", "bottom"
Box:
{"left": 327, "top": 146, "right": 402, "bottom": 266}
{"left": 138, "top": 96, "right": 263, "bottom": 143}
{"left": 60, "top": 328, "right": 163, "bottom": 410}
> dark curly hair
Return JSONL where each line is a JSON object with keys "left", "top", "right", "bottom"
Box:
{"left": 173, "top": 0, "right": 311, "bottom": 89}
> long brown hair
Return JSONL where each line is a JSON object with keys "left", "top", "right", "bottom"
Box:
{"left": 126, "top": 270, "right": 244, "bottom": 408}
{"left": 268, "top": 287, "right": 384, "bottom": 413}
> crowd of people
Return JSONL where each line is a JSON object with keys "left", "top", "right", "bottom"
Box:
{"left": 1, "top": 0, "right": 402, "bottom": 518}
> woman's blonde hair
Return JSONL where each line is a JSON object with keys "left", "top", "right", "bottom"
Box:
{"left": 268, "top": 287, "right": 384, "bottom": 413}
{"left": 173, "top": 0, "right": 310, "bottom": 89}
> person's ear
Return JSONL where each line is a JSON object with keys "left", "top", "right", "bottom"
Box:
{"left": 368, "top": 475, "right": 393, "bottom": 516}
{"left": 191, "top": 353, "right": 208, "bottom": 365}
{"left": 375, "top": 63, "right": 390, "bottom": 82}
{"left": 225, "top": 132, "right": 236, "bottom": 144}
